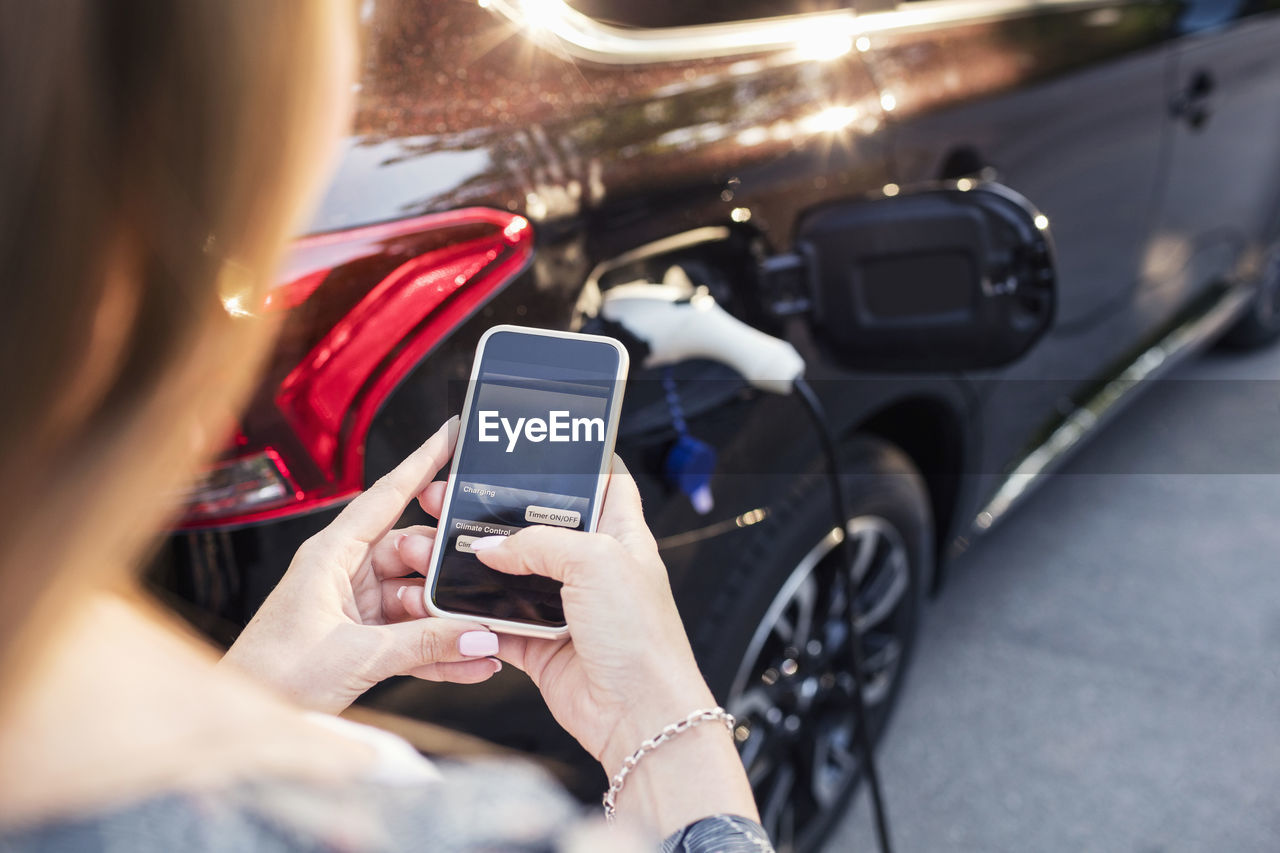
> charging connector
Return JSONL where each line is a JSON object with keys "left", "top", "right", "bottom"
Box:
{"left": 600, "top": 266, "right": 805, "bottom": 394}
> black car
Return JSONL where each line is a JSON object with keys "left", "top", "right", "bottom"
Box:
{"left": 151, "top": 1, "right": 1280, "bottom": 849}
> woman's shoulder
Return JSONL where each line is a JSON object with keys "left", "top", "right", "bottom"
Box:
{"left": 0, "top": 760, "right": 579, "bottom": 853}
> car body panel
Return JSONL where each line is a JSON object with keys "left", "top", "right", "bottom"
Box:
{"left": 1150, "top": 7, "right": 1280, "bottom": 312}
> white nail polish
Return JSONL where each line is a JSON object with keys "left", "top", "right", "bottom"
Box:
{"left": 468, "top": 535, "right": 507, "bottom": 552}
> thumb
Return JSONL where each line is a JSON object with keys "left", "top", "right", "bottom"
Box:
{"left": 598, "top": 455, "right": 658, "bottom": 556}
{"left": 367, "top": 618, "right": 499, "bottom": 677}
{"left": 472, "top": 526, "right": 626, "bottom": 585}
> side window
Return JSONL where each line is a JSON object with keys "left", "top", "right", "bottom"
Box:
{"left": 1176, "top": 0, "right": 1280, "bottom": 33}
{"left": 566, "top": 0, "right": 852, "bottom": 29}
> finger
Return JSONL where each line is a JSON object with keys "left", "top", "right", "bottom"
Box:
{"left": 371, "top": 618, "right": 498, "bottom": 675}
{"left": 368, "top": 525, "right": 437, "bottom": 581}
{"left": 495, "top": 634, "right": 566, "bottom": 683}
{"left": 405, "top": 658, "right": 502, "bottom": 684}
{"left": 417, "top": 479, "right": 448, "bottom": 518}
{"left": 598, "top": 455, "right": 655, "bottom": 550}
{"left": 470, "top": 525, "right": 624, "bottom": 584}
{"left": 380, "top": 579, "right": 427, "bottom": 621}
{"left": 393, "top": 531, "right": 437, "bottom": 577}
{"left": 326, "top": 417, "right": 458, "bottom": 545}
{"left": 494, "top": 633, "right": 531, "bottom": 673}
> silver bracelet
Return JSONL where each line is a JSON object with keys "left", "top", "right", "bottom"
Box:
{"left": 602, "top": 706, "right": 736, "bottom": 822}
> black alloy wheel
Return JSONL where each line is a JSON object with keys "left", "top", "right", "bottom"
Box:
{"left": 729, "top": 516, "right": 911, "bottom": 848}
{"left": 687, "top": 435, "right": 932, "bottom": 853}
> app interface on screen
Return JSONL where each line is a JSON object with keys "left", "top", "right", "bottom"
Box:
{"left": 434, "top": 345, "right": 619, "bottom": 626}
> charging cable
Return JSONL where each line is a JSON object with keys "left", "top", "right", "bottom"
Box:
{"left": 793, "top": 376, "right": 894, "bottom": 853}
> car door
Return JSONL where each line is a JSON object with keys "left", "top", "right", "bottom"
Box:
{"left": 860, "top": 0, "right": 1179, "bottom": 348}
{"left": 855, "top": 0, "right": 1182, "bottom": 506}
{"left": 1144, "top": 1, "right": 1280, "bottom": 313}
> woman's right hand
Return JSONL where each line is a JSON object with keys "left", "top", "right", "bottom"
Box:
{"left": 465, "top": 457, "right": 760, "bottom": 833}
{"left": 465, "top": 457, "right": 709, "bottom": 763}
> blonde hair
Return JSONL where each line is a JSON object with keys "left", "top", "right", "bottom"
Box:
{"left": 0, "top": 2, "right": 351, "bottom": 704}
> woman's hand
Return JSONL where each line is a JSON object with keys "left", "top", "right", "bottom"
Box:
{"left": 465, "top": 460, "right": 711, "bottom": 764}
{"left": 221, "top": 419, "right": 502, "bottom": 714}
{"left": 443, "top": 457, "right": 759, "bottom": 833}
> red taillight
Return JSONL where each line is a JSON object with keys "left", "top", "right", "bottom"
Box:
{"left": 179, "top": 208, "right": 533, "bottom": 528}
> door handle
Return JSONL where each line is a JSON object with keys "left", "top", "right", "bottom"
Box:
{"left": 1171, "top": 69, "right": 1215, "bottom": 130}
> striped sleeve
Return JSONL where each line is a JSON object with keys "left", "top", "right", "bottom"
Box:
{"left": 661, "top": 815, "right": 775, "bottom": 853}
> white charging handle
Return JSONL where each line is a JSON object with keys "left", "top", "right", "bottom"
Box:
{"left": 600, "top": 267, "right": 805, "bottom": 395}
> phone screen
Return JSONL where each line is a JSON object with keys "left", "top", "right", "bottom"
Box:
{"left": 430, "top": 329, "right": 625, "bottom": 629}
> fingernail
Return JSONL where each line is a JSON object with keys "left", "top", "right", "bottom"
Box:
{"left": 398, "top": 532, "right": 433, "bottom": 555}
{"left": 394, "top": 532, "right": 408, "bottom": 552}
{"left": 395, "top": 586, "right": 408, "bottom": 601}
{"left": 488, "top": 657, "right": 503, "bottom": 673}
{"left": 459, "top": 630, "right": 499, "bottom": 657}
{"left": 468, "top": 535, "right": 506, "bottom": 552}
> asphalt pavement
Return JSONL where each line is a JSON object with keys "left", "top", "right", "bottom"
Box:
{"left": 830, "top": 341, "right": 1280, "bottom": 852}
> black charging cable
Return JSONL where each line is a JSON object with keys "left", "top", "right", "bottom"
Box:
{"left": 792, "top": 376, "right": 894, "bottom": 853}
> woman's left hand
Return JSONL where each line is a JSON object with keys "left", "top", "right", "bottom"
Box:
{"left": 221, "top": 418, "right": 502, "bottom": 713}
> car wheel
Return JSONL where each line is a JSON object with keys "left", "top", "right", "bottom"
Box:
{"left": 1220, "top": 245, "right": 1280, "bottom": 349}
{"left": 687, "top": 435, "right": 932, "bottom": 853}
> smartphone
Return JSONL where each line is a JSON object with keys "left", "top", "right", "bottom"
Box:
{"left": 423, "top": 325, "right": 629, "bottom": 637}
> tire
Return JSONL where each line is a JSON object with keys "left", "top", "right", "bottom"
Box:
{"left": 1219, "top": 246, "right": 1280, "bottom": 350}
{"left": 686, "top": 435, "right": 933, "bottom": 853}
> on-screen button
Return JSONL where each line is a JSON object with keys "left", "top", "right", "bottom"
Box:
{"left": 524, "top": 505, "right": 582, "bottom": 528}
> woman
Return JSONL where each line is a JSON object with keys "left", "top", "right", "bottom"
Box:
{"left": 0, "top": 1, "right": 770, "bottom": 851}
